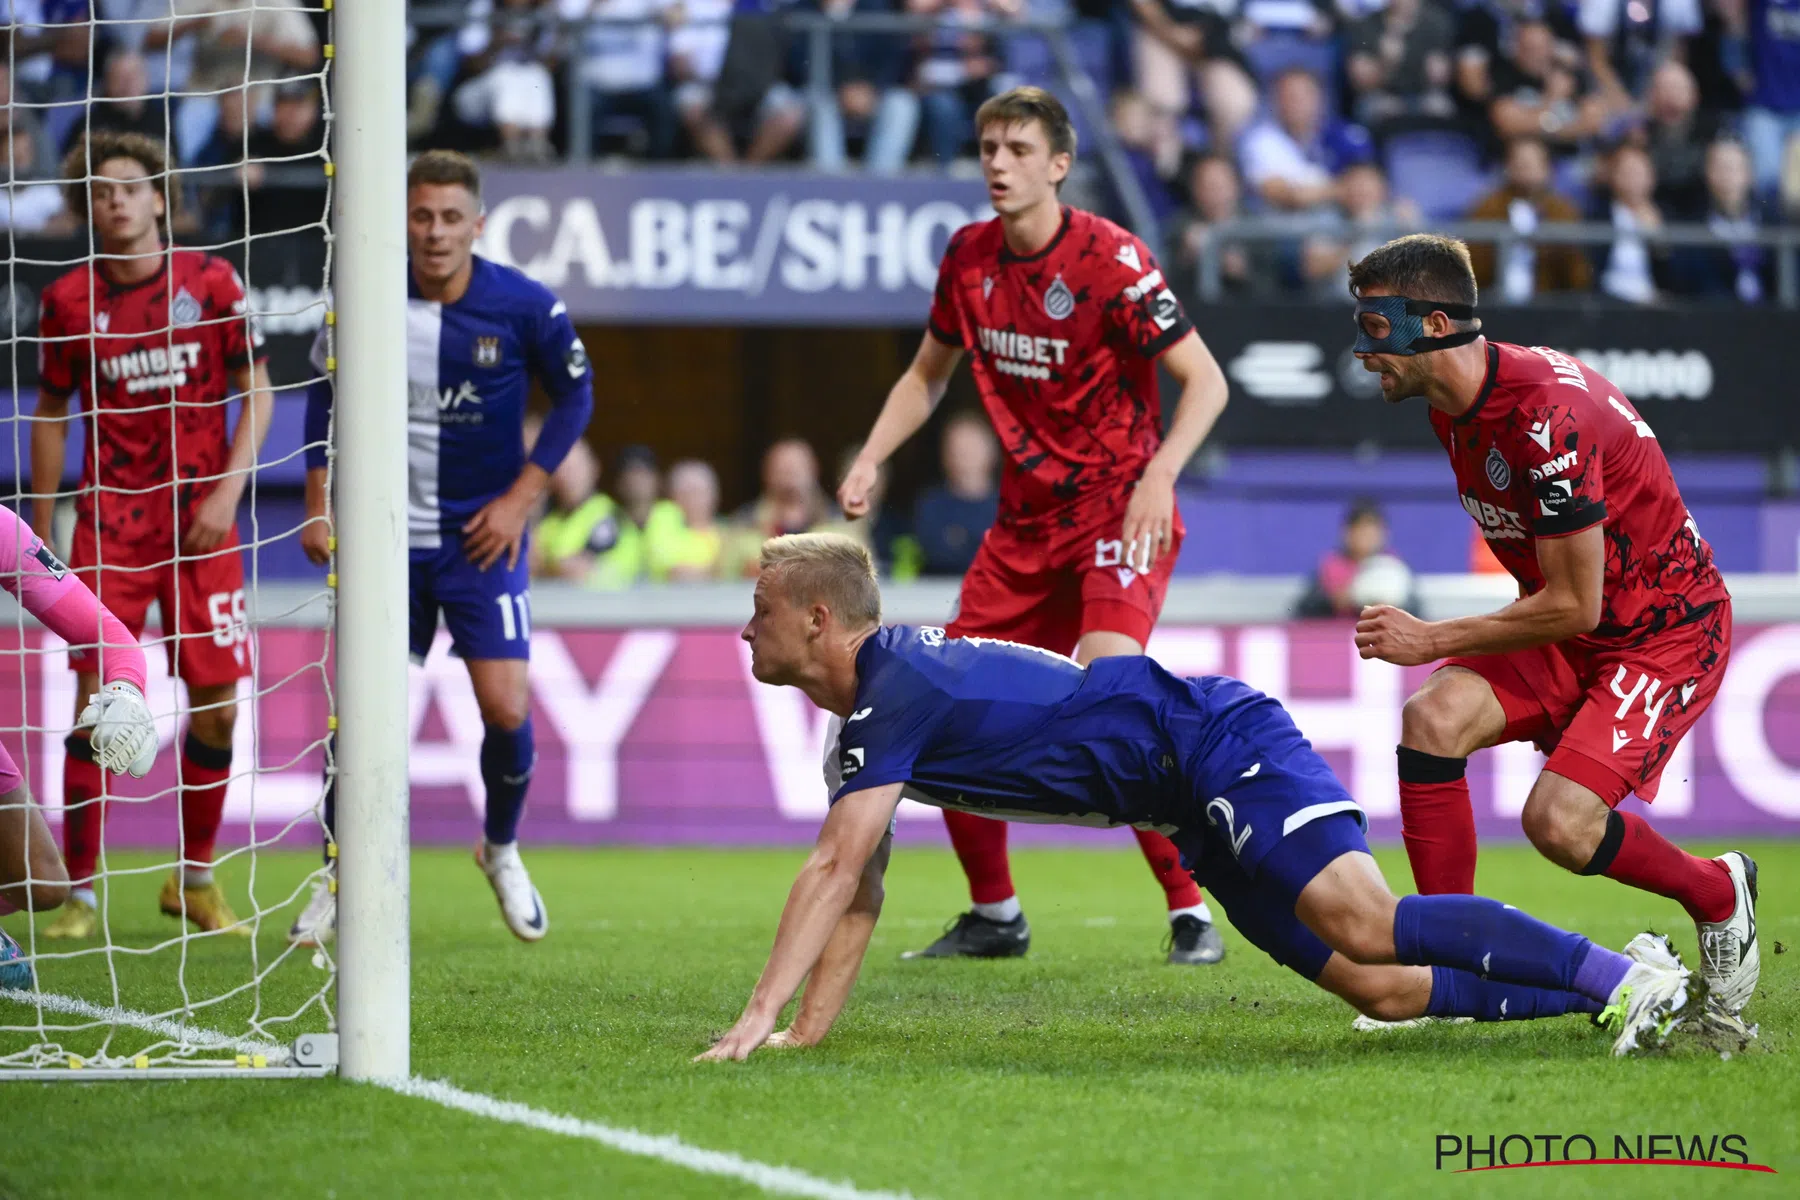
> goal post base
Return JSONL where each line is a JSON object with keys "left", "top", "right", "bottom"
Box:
{"left": 0, "top": 1032, "right": 338, "bottom": 1080}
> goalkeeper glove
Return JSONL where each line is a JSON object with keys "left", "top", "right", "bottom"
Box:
{"left": 76, "top": 681, "right": 158, "bottom": 778}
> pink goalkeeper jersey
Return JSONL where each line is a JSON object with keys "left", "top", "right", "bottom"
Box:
{"left": 0, "top": 505, "right": 147, "bottom": 693}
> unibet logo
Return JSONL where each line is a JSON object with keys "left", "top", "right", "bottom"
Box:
{"left": 1461, "top": 492, "right": 1527, "bottom": 539}
{"left": 976, "top": 326, "right": 1070, "bottom": 382}
{"left": 98, "top": 342, "right": 204, "bottom": 393}
{"left": 1227, "top": 342, "right": 1332, "bottom": 404}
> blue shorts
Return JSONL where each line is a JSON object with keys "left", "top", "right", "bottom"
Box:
{"left": 409, "top": 536, "right": 532, "bottom": 663}
{"left": 1173, "top": 720, "right": 1370, "bottom": 981}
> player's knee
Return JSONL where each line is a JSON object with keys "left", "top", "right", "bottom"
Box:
{"left": 1318, "top": 910, "right": 1394, "bottom": 966}
{"left": 1400, "top": 686, "right": 1477, "bottom": 758}
{"left": 189, "top": 703, "right": 236, "bottom": 748}
{"left": 1519, "top": 797, "right": 1597, "bottom": 870}
{"left": 478, "top": 693, "right": 531, "bottom": 732}
{"left": 28, "top": 877, "right": 69, "bottom": 912}
{"left": 1354, "top": 985, "right": 1421, "bottom": 1022}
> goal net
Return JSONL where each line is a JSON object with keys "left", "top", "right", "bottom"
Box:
{"left": 0, "top": 1, "right": 339, "bottom": 1077}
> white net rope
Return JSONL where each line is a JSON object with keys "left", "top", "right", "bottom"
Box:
{"left": 1, "top": 1, "right": 337, "bottom": 1072}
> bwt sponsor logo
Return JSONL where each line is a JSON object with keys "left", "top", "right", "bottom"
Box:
{"left": 479, "top": 194, "right": 987, "bottom": 295}
{"left": 1434, "top": 1133, "right": 1772, "bottom": 1174}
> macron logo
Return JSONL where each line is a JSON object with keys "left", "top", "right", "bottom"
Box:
{"left": 1115, "top": 567, "right": 1136, "bottom": 589}
{"left": 1612, "top": 729, "right": 1632, "bottom": 753}
{"left": 1526, "top": 420, "right": 1554, "bottom": 453}
{"left": 1116, "top": 244, "right": 1142, "bottom": 272}
{"left": 847, "top": 708, "right": 873, "bottom": 723}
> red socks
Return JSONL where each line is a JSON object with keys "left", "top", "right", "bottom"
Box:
{"left": 1397, "top": 747, "right": 1478, "bottom": 894}
{"left": 62, "top": 735, "right": 105, "bottom": 887}
{"left": 944, "top": 810, "right": 1207, "bottom": 911}
{"left": 1132, "top": 827, "right": 1203, "bottom": 911}
{"left": 178, "top": 733, "right": 232, "bottom": 870}
{"left": 943, "top": 809, "right": 1014, "bottom": 904}
{"left": 1588, "top": 810, "right": 1735, "bottom": 923}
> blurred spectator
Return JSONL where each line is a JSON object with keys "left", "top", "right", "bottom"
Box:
{"left": 1578, "top": 0, "right": 1701, "bottom": 102}
{"left": 7, "top": 1, "right": 96, "bottom": 156}
{"left": 0, "top": 121, "right": 71, "bottom": 234}
{"left": 191, "top": 86, "right": 251, "bottom": 239}
{"left": 1638, "top": 60, "right": 1716, "bottom": 215}
{"left": 1294, "top": 498, "right": 1417, "bottom": 618}
{"left": 1589, "top": 141, "right": 1670, "bottom": 304}
{"left": 1299, "top": 161, "right": 1418, "bottom": 297}
{"left": 177, "top": 0, "right": 321, "bottom": 157}
{"left": 64, "top": 51, "right": 171, "bottom": 154}
{"left": 451, "top": 0, "right": 561, "bottom": 161}
{"left": 1172, "top": 151, "right": 1280, "bottom": 295}
{"left": 1668, "top": 140, "right": 1775, "bottom": 302}
{"left": 1722, "top": 0, "right": 1800, "bottom": 197}
{"left": 723, "top": 438, "right": 833, "bottom": 577}
{"left": 242, "top": 79, "right": 327, "bottom": 237}
{"left": 807, "top": 0, "right": 921, "bottom": 174}
{"left": 1466, "top": 136, "right": 1592, "bottom": 300}
{"left": 611, "top": 444, "right": 689, "bottom": 583}
{"left": 655, "top": 459, "right": 726, "bottom": 581}
{"left": 1488, "top": 18, "right": 1612, "bottom": 155}
{"left": 913, "top": 412, "right": 998, "bottom": 577}
{"left": 532, "top": 434, "right": 611, "bottom": 581}
{"left": 564, "top": 0, "right": 679, "bottom": 160}
{"left": 1344, "top": 0, "right": 1456, "bottom": 124}
{"left": 1112, "top": 90, "right": 1181, "bottom": 222}
{"left": 691, "top": 0, "right": 807, "bottom": 164}
{"left": 1453, "top": 0, "right": 1582, "bottom": 127}
{"left": 826, "top": 442, "right": 913, "bottom": 574}
{"left": 1126, "top": 0, "right": 1259, "bottom": 165}
{"left": 1239, "top": 68, "right": 1374, "bottom": 213}
{"left": 912, "top": 0, "right": 1017, "bottom": 164}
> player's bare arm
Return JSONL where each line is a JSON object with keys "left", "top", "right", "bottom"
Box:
{"left": 186, "top": 360, "right": 275, "bottom": 553}
{"left": 1120, "top": 330, "right": 1227, "bottom": 573}
{"left": 463, "top": 461, "right": 550, "bottom": 573}
{"left": 767, "top": 831, "right": 893, "bottom": 1049}
{"left": 697, "top": 782, "right": 902, "bottom": 1063}
{"left": 302, "top": 464, "right": 331, "bottom": 565}
{"left": 1356, "top": 524, "right": 1603, "bottom": 665}
{"left": 28, "top": 388, "right": 74, "bottom": 543}
{"left": 841, "top": 335, "right": 963, "bottom": 517}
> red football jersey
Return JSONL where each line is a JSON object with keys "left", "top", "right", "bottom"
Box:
{"left": 37, "top": 250, "right": 265, "bottom": 546}
{"left": 1431, "top": 341, "right": 1729, "bottom": 647}
{"left": 927, "top": 207, "right": 1193, "bottom": 528}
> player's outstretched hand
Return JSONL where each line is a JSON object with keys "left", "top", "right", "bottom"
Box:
{"left": 1354, "top": 604, "right": 1441, "bottom": 667}
{"left": 183, "top": 487, "right": 239, "bottom": 554}
{"left": 301, "top": 514, "right": 333, "bottom": 566}
{"left": 837, "top": 457, "right": 880, "bottom": 518}
{"left": 1120, "top": 473, "right": 1176, "bottom": 574}
{"left": 463, "top": 491, "right": 532, "bottom": 572}
{"left": 77, "top": 681, "right": 158, "bottom": 778}
{"left": 694, "top": 1011, "right": 779, "bottom": 1063}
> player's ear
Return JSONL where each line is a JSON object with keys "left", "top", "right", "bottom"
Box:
{"left": 1048, "top": 151, "right": 1071, "bottom": 186}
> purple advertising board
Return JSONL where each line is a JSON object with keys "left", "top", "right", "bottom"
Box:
{"left": 10, "top": 622, "right": 1799, "bottom": 850}
{"left": 471, "top": 168, "right": 991, "bottom": 325}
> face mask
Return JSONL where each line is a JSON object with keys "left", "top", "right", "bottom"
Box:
{"left": 1352, "top": 295, "right": 1481, "bottom": 355}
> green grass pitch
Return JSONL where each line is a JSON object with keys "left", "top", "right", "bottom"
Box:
{"left": 2, "top": 842, "right": 1795, "bottom": 1199}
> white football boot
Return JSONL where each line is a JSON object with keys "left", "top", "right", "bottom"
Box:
{"left": 476, "top": 840, "right": 548, "bottom": 942}
{"left": 1604, "top": 934, "right": 1691, "bottom": 1056}
{"left": 287, "top": 866, "right": 337, "bottom": 947}
{"left": 1351, "top": 1015, "right": 1474, "bottom": 1032}
{"left": 1696, "top": 852, "right": 1759, "bottom": 1017}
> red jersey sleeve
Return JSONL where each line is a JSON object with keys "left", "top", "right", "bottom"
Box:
{"left": 1099, "top": 236, "right": 1192, "bottom": 360}
{"left": 1519, "top": 401, "right": 1607, "bottom": 538}
{"left": 209, "top": 259, "right": 265, "bottom": 370}
{"left": 926, "top": 234, "right": 964, "bottom": 348}
{"left": 35, "top": 285, "right": 79, "bottom": 397}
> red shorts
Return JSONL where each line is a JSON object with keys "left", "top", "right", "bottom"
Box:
{"left": 946, "top": 501, "right": 1182, "bottom": 654}
{"left": 1445, "top": 600, "right": 1731, "bottom": 805}
{"left": 67, "top": 520, "right": 250, "bottom": 688}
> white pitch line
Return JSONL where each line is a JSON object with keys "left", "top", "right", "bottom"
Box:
{"left": 0, "top": 989, "right": 284, "bottom": 1057}
{"left": 4, "top": 991, "right": 917, "bottom": 1200}
{"left": 382, "top": 1076, "right": 917, "bottom": 1200}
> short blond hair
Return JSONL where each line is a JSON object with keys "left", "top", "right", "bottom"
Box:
{"left": 759, "top": 533, "right": 881, "bottom": 628}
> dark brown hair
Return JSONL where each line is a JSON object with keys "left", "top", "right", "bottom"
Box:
{"left": 408, "top": 149, "right": 482, "bottom": 200}
{"left": 61, "top": 129, "right": 177, "bottom": 228}
{"left": 1347, "top": 233, "right": 1479, "bottom": 308}
{"left": 975, "top": 87, "right": 1078, "bottom": 162}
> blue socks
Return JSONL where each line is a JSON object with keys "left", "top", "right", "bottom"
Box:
{"left": 1393, "top": 893, "right": 1631, "bottom": 1004}
{"left": 480, "top": 719, "right": 536, "bottom": 846}
{"left": 1426, "top": 966, "right": 1604, "bottom": 1020}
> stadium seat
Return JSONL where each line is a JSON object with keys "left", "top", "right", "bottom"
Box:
{"left": 1384, "top": 130, "right": 1491, "bottom": 222}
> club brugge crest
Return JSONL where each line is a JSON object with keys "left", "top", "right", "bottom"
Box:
{"left": 474, "top": 336, "right": 500, "bottom": 367}
{"left": 170, "top": 287, "right": 202, "bottom": 328}
{"left": 1042, "top": 274, "right": 1074, "bottom": 320}
{"left": 1485, "top": 447, "right": 1511, "bottom": 490}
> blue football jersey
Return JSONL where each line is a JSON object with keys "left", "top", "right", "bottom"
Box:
{"left": 828, "top": 626, "right": 1312, "bottom": 834}
{"left": 305, "top": 255, "right": 594, "bottom": 550}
